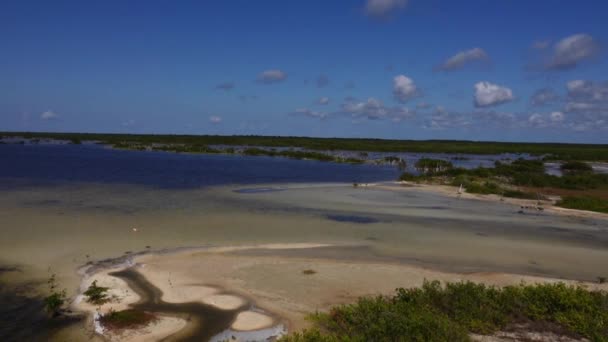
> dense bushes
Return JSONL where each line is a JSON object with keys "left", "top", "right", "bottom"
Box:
{"left": 557, "top": 196, "right": 608, "bottom": 213}
{"left": 281, "top": 281, "right": 608, "bottom": 342}
{"left": 561, "top": 161, "right": 593, "bottom": 173}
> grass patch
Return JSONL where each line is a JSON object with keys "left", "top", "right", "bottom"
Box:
{"left": 280, "top": 280, "right": 608, "bottom": 342}
{"left": 557, "top": 196, "right": 608, "bottom": 214}
{"left": 302, "top": 269, "right": 317, "bottom": 275}
{"left": 99, "top": 309, "right": 157, "bottom": 331}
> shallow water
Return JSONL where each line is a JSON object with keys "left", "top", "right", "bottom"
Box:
{"left": 1, "top": 144, "right": 608, "bottom": 341}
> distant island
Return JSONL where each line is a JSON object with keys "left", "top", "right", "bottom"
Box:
{"left": 2, "top": 131, "right": 608, "bottom": 161}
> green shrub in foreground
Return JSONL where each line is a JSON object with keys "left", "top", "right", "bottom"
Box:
{"left": 557, "top": 196, "right": 608, "bottom": 214}
{"left": 281, "top": 281, "right": 608, "bottom": 342}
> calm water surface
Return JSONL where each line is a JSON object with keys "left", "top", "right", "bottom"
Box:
{"left": 0, "top": 143, "right": 399, "bottom": 188}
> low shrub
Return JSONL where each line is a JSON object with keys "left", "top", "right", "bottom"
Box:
{"left": 280, "top": 280, "right": 608, "bottom": 342}
{"left": 557, "top": 196, "right": 608, "bottom": 214}
{"left": 99, "top": 309, "right": 157, "bottom": 331}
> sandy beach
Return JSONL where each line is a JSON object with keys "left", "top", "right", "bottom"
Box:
{"left": 72, "top": 243, "right": 608, "bottom": 340}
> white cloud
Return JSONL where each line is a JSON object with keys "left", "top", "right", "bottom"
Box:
{"left": 257, "top": 70, "right": 287, "bottom": 84}
{"left": 528, "top": 113, "right": 545, "bottom": 127}
{"left": 437, "top": 48, "right": 488, "bottom": 71}
{"left": 563, "top": 79, "right": 608, "bottom": 130}
{"left": 393, "top": 75, "right": 418, "bottom": 102}
{"left": 209, "top": 116, "right": 222, "bottom": 124}
{"left": 473, "top": 81, "right": 514, "bottom": 107}
{"left": 546, "top": 34, "right": 600, "bottom": 70}
{"left": 340, "top": 97, "right": 413, "bottom": 121}
{"left": 530, "top": 88, "right": 559, "bottom": 106}
{"left": 424, "top": 108, "right": 470, "bottom": 130}
{"left": 318, "top": 97, "right": 330, "bottom": 105}
{"left": 293, "top": 108, "right": 328, "bottom": 119}
{"left": 365, "top": 0, "right": 408, "bottom": 19}
{"left": 40, "top": 110, "right": 58, "bottom": 120}
{"left": 527, "top": 111, "right": 565, "bottom": 128}
{"left": 550, "top": 111, "right": 565, "bottom": 122}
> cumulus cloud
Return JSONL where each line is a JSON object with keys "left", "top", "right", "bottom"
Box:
{"left": 292, "top": 108, "right": 328, "bottom": 120}
{"left": 546, "top": 34, "right": 600, "bottom": 70}
{"left": 318, "top": 97, "right": 330, "bottom": 105}
{"left": 562, "top": 79, "right": 608, "bottom": 130}
{"left": 215, "top": 82, "right": 235, "bottom": 91}
{"left": 393, "top": 75, "right": 418, "bottom": 102}
{"left": 437, "top": 48, "right": 488, "bottom": 71}
{"left": 473, "top": 81, "right": 514, "bottom": 107}
{"left": 424, "top": 107, "right": 470, "bottom": 130}
{"left": 209, "top": 116, "right": 222, "bottom": 124}
{"left": 530, "top": 88, "right": 559, "bottom": 106}
{"left": 316, "top": 74, "right": 329, "bottom": 88}
{"left": 40, "top": 110, "right": 58, "bottom": 120}
{"left": 550, "top": 111, "right": 565, "bottom": 122}
{"left": 339, "top": 97, "right": 413, "bottom": 121}
{"left": 257, "top": 69, "right": 287, "bottom": 84}
{"left": 526, "top": 111, "right": 565, "bottom": 128}
{"left": 365, "top": 0, "right": 408, "bottom": 20}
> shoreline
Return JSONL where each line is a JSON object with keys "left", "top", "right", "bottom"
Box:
{"left": 373, "top": 181, "right": 608, "bottom": 220}
{"left": 72, "top": 243, "right": 608, "bottom": 341}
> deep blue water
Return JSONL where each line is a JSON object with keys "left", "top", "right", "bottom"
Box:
{"left": 0, "top": 144, "right": 399, "bottom": 189}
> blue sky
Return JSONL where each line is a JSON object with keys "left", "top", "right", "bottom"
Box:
{"left": 2, "top": 0, "right": 608, "bottom": 143}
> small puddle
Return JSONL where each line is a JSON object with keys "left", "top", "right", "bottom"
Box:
{"left": 326, "top": 214, "right": 380, "bottom": 224}
{"left": 233, "top": 187, "right": 286, "bottom": 194}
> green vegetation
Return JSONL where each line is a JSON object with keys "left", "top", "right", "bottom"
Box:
{"left": 241, "top": 147, "right": 363, "bottom": 163}
{"left": 99, "top": 309, "right": 157, "bottom": 331}
{"left": 415, "top": 158, "right": 453, "bottom": 174}
{"left": 561, "top": 161, "right": 593, "bottom": 174}
{"left": 44, "top": 274, "right": 67, "bottom": 316}
{"left": 280, "top": 281, "right": 608, "bottom": 341}
{"left": 400, "top": 159, "right": 608, "bottom": 205}
{"left": 557, "top": 196, "right": 608, "bottom": 214}
{"left": 84, "top": 280, "right": 110, "bottom": 305}
{"left": 3, "top": 132, "right": 608, "bottom": 161}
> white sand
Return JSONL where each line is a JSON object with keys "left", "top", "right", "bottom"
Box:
{"left": 103, "top": 315, "right": 187, "bottom": 342}
{"left": 231, "top": 311, "right": 275, "bottom": 331}
{"left": 202, "top": 294, "right": 246, "bottom": 310}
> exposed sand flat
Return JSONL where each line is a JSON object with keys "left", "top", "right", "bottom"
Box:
{"left": 103, "top": 315, "right": 187, "bottom": 342}
{"left": 231, "top": 311, "right": 275, "bottom": 331}
{"left": 113, "top": 244, "right": 608, "bottom": 334}
{"left": 202, "top": 294, "right": 246, "bottom": 310}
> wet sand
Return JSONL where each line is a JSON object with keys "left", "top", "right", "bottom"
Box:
{"left": 1, "top": 181, "right": 608, "bottom": 340}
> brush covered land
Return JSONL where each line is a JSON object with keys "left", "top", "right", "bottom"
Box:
{"left": 281, "top": 281, "right": 608, "bottom": 341}
{"left": 2, "top": 132, "right": 608, "bottom": 161}
{"left": 400, "top": 158, "right": 608, "bottom": 214}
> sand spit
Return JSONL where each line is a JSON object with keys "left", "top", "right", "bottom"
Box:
{"left": 73, "top": 243, "right": 608, "bottom": 341}
{"left": 380, "top": 181, "right": 608, "bottom": 219}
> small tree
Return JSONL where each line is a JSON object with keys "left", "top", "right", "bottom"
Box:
{"left": 84, "top": 280, "right": 110, "bottom": 305}
{"left": 44, "top": 274, "right": 67, "bottom": 317}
